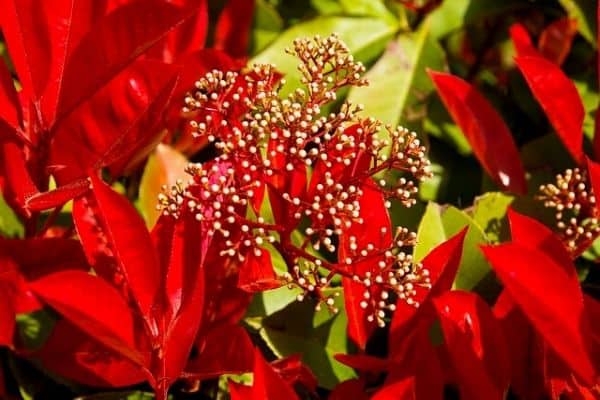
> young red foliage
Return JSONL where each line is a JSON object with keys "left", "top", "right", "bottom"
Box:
{"left": 428, "top": 70, "right": 527, "bottom": 194}
{"left": 538, "top": 18, "right": 578, "bottom": 66}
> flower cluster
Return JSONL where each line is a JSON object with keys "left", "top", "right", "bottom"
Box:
{"left": 538, "top": 167, "right": 600, "bottom": 254}
{"left": 158, "top": 34, "right": 432, "bottom": 327}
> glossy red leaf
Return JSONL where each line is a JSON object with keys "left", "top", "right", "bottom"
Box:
{"left": 80, "top": 173, "right": 160, "bottom": 319}
{"left": 252, "top": 348, "right": 299, "bottom": 400}
{"left": 0, "top": 259, "right": 17, "bottom": 347}
{"left": 371, "top": 377, "right": 416, "bottom": 400}
{"left": 25, "top": 177, "right": 89, "bottom": 212}
{"left": 29, "top": 270, "right": 143, "bottom": 365}
{"left": 433, "top": 291, "right": 510, "bottom": 400}
{"left": 36, "top": 320, "right": 146, "bottom": 388}
{"left": 213, "top": 0, "right": 255, "bottom": 58}
{"left": 237, "top": 248, "right": 281, "bottom": 292}
{"left": 51, "top": 59, "right": 178, "bottom": 183}
{"left": 0, "top": 0, "right": 52, "bottom": 101}
{"left": 428, "top": 70, "right": 527, "bottom": 194}
{"left": 334, "top": 353, "right": 392, "bottom": 372}
{"left": 507, "top": 208, "right": 573, "bottom": 268}
{"left": 538, "top": 18, "right": 578, "bottom": 66}
{"left": 509, "top": 23, "right": 540, "bottom": 58}
{"left": 55, "top": 0, "right": 197, "bottom": 119}
{"left": 481, "top": 243, "right": 595, "bottom": 384}
{"left": 0, "top": 59, "right": 21, "bottom": 129}
{"left": 271, "top": 355, "right": 318, "bottom": 393}
{"left": 516, "top": 56, "right": 584, "bottom": 163}
{"left": 228, "top": 381, "right": 253, "bottom": 400}
{"left": 0, "top": 139, "right": 39, "bottom": 216}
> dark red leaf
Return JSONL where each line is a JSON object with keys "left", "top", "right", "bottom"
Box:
{"left": 481, "top": 243, "right": 595, "bottom": 384}
{"left": 55, "top": 0, "right": 198, "bottom": 119}
{"left": 0, "top": 59, "right": 21, "bottom": 129}
{"left": 25, "top": 177, "right": 89, "bottom": 211}
{"left": 252, "top": 348, "right": 299, "bottom": 400}
{"left": 509, "top": 23, "right": 541, "bottom": 58}
{"left": 0, "top": 0, "right": 52, "bottom": 101}
{"left": 29, "top": 270, "right": 144, "bottom": 365}
{"left": 0, "top": 259, "right": 16, "bottom": 346}
{"left": 185, "top": 325, "right": 253, "bottom": 379}
{"left": 433, "top": 291, "right": 510, "bottom": 400}
{"left": 0, "top": 139, "right": 39, "bottom": 216}
{"left": 329, "top": 378, "right": 368, "bottom": 400}
{"left": 36, "top": 320, "right": 146, "bottom": 388}
{"left": 538, "top": 18, "right": 578, "bottom": 66}
{"left": 213, "top": 0, "right": 255, "bottom": 58}
{"left": 80, "top": 173, "right": 160, "bottom": 320}
{"left": 515, "top": 56, "right": 584, "bottom": 163}
{"left": 238, "top": 247, "right": 281, "bottom": 292}
{"left": 371, "top": 377, "right": 416, "bottom": 400}
{"left": 428, "top": 70, "right": 527, "bottom": 194}
{"left": 271, "top": 355, "right": 318, "bottom": 393}
{"left": 586, "top": 158, "right": 600, "bottom": 218}
{"left": 334, "top": 354, "right": 392, "bottom": 372}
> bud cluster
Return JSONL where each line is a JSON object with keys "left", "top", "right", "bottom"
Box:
{"left": 538, "top": 168, "right": 600, "bottom": 253}
{"left": 158, "top": 34, "right": 432, "bottom": 327}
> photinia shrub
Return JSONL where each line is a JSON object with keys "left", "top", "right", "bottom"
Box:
{"left": 0, "top": 1, "right": 599, "bottom": 399}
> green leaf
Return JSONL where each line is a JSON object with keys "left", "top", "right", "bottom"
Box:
{"left": 251, "top": 16, "right": 399, "bottom": 96}
{"left": 471, "top": 192, "right": 514, "bottom": 243}
{"left": 16, "top": 310, "right": 55, "bottom": 351}
{"left": 414, "top": 202, "right": 490, "bottom": 290}
{"left": 251, "top": 0, "right": 284, "bottom": 55}
{"left": 255, "top": 290, "right": 355, "bottom": 389}
{"left": 138, "top": 144, "right": 189, "bottom": 227}
{"left": 346, "top": 20, "right": 446, "bottom": 131}
{"left": 0, "top": 192, "right": 23, "bottom": 237}
{"left": 559, "top": 0, "right": 597, "bottom": 47}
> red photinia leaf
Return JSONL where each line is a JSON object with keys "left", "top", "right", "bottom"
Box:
{"left": 213, "top": 0, "right": 255, "bottom": 58}
{"left": 428, "top": 70, "right": 527, "bottom": 194}
{"left": 237, "top": 247, "right": 281, "bottom": 292}
{"left": 29, "top": 270, "right": 143, "bottom": 365}
{"left": 55, "top": 0, "right": 198, "bottom": 120}
{"left": 36, "top": 320, "right": 146, "bottom": 388}
{"left": 334, "top": 353, "right": 392, "bottom": 372}
{"left": 0, "top": 0, "right": 52, "bottom": 101}
{"left": 185, "top": 325, "right": 254, "bottom": 379}
{"left": 0, "top": 139, "right": 39, "bottom": 216}
{"left": 228, "top": 381, "right": 253, "bottom": 400}
{"left": 586, "top": 157, "right": 600, "bottom": 217}
{"left": 40, "top": 0, "right": 105, "bottom": 125}
{"left": 329, "top": 378, "right": 368, "bottom": 400}
{"left": 433, "top": 291, "right": 510, "bottom": 400}
{"left": 0, "top": 59, "right": 21, "bottom": 129}
{"left": 538, "top": 18, "right": 578, "bottom": 66}
{"left": 509, "top": 23, "right": 541, "bottom": 58}
{"left": 25, "top": 177, "right": 90, "bottom": 212}
{"left": 506, "top": 208, "right": 574, "bottom": 267}
{"left": 51, "top": 59, "right": 179, "bottom": 183}
{"left": 371, "top": 377, "right": 416, "bottom": 400}
{"left": 82, "top": 173, "right": 160, "bottom": 320}
{"left": 0, "top": 259, "right": 16, "bottom": 347}
{"left": 481, "top": 243, "right": 595, "bottom": 384}
{"left": 389, "top": 229, "right": 467, "bottom": 356}
{"left": 271, "top": 355, "right": 318, "bottom": 393}
{"left": 251, "top": 348, "right": 300, "bottom": 400}
{"left": 515, "top": 56, "right": 584, "bottom": 164}
{"left": 148, "top": 0, "right": 208, "bottom": 63}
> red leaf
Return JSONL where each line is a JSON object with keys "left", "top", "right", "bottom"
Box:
{"left": 25, "top": 177, "right": 89, "bottom": 211}
{"left": 0, "top": 0, "right": 52, "bottom": 101}
{"left": 329, "top": 378, "right": 368, "bottom": 400}
{"left": 516, "top": 56, "right": 584, "bottom": 163}
{"left": 237, "top": 248, "right": 281, "bottom": 292}
{"left": 334, "top": 354, "right": 392, "bottom": 372}
{"left": 252, "top": 348, "right": 299, "bottom": 400}
{"left": 55, "top": 0, "right": 198, "bottom": 119}
{"left": 538, "top": 18, "right": 578, "bottom": 66}
{"left": 51, "top": 59, "right": 179, "bottom": 182}
{"left": 0, "top": 260, "right": 16, "bottom": 346}
{"left": 481, "top": 243, "right": 595, "bottom": 384}
{"left": 0, "top": 59, "right": 21, "bottom": 129}
{"left": 509, "top": 23, "right": 541, "bottom": 58}
{"left": 371, "top": 377, "right": 416, "bottom": 400}
{"left": 214, "top": 0, "right": 255, "bottom": 58}
{"left": 185, "top": 325, "right": 253, "bottom": 379}
{"left": 29, "top": 270, "right": 144, "bottom": 365}
{"left": 40, "top": 0, "right": 105, "bottom": 125}
{"left": 428, "top": 70, "right": 527, "bottom": 194}
{"left": 587, "top": 157, "right": 600, "bottom": 217}
{"left": 228, "top": 381, "right": 253, "bottom": 400}
{"left": 506, "top": 208, "right": 573, "bottom": 267}
{"left": 36, "top": 320, "right": 146, "bottom": 388}
{"left": 433, "top": 291, "right": 510, "bottom": 400}
{"left": 0, "top": 139, "right": 39, "bottom": 216}
{"left": 271, "top": 355, "right": 318, "bottom": 393}
{"left": 81, "top": 173, "right": 160, "bottom": 319}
